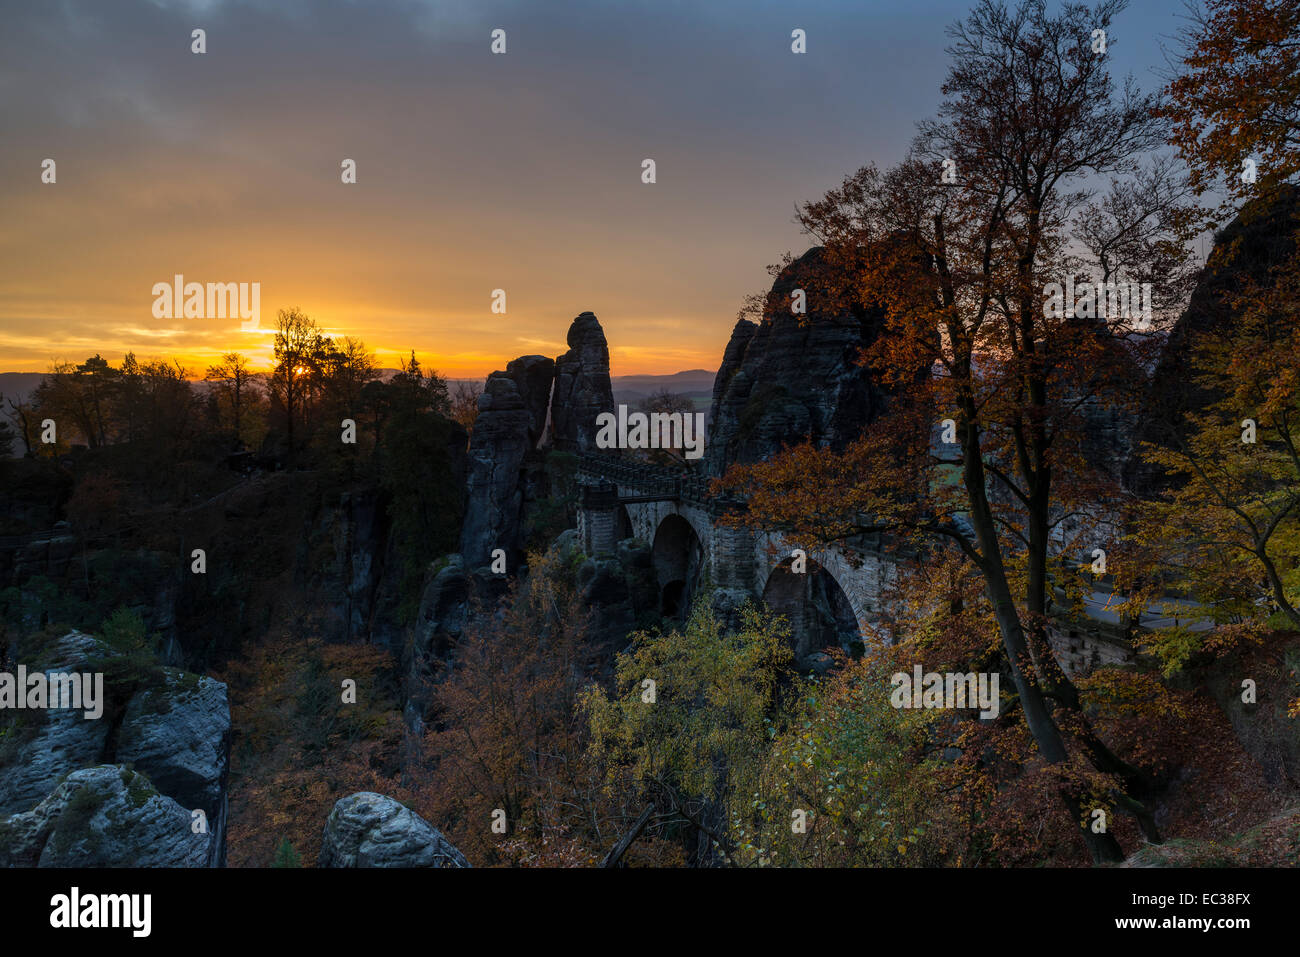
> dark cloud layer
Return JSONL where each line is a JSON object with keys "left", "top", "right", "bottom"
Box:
{"left": 0, "top": 0, "right": 1181, "bottom": 375}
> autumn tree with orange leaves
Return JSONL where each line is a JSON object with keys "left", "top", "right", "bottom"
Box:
{"left": 718, "top": 0, "right": 1200, "bottom": 862}
{"left": 1117, "top": 0, "right": 1300, "bottom": 664}
{"left": 1162, "top": 0, "right": 1300, "bottom": 209}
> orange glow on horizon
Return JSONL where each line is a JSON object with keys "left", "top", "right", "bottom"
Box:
{"left": 0, "top": 343, "right": 720, "bottom": 382}
{"left": 0, "top": 302, "right": 725, "bottom": 380}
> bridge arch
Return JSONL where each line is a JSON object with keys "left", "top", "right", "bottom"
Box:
{"left": 616, "top": 504, "right": 634, "bottom": 542}
{"left": 761, "top": 554, "right": 863, "bottom": 667}
{"left": 651, "top": 512, "right": 705, "bottom": 619}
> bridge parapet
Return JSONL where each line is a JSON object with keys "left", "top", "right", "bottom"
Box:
{"left": 575, "top": 451, "right": 719, "bottom": 509}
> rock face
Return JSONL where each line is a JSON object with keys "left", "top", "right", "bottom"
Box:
{"left": 0, "top": 765, "right": 209, "bottom": 868}
{"left": 0, "top": 704, "right": 112, "bottom": 817}
{"left": 708, "top": 317, "right": 757, "bottom": 432}
{"left": 115, "top": 672, "right": 231, "bottom": 867}
{"left": 551, "top": 312, "right": 615, "bottom": 453}
{"left": 318, "top": 792, "right": 469, "bottom": 868}
{"left": 570, "top": 536, "right": 658, "bottom": 653}
{"left": 459, "top": 314, "right": 612, "bottom": 569}
{"left": 413, "top": 556, "right": 471, "bottom": 659}
{"left": 0, "top": 630, "right": 231, "bottom": 867}
{"left": 0, "top": 635, "right": 113, "bottom": 817}
{"left": 507, "top": 355, "right": 556, "bottom": 446}
{"left": 704, "top": 247, "right": 898, "bottom": 477}
{"left": 405, "top": 555, "right": 510, "bottom": 726}
{"left": 459, "top": 373, "right": 537, "bottom": 568}
{"left": 1125, "top": 185, "right": 1300, "bottom": 495}
{"left": 0, "top": 631, "right": 115, "bottom": 817}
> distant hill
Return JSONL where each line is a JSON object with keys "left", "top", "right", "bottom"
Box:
{"left": 610, "top": 370, "right": 716, "bottom": 413}
{"left": 0, "top": 372, "right": 45, "bottom": 405}
{"left": 612, "top": 370, "right": 716, "bottom": 394}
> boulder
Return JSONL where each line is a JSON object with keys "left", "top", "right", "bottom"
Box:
{"left": 0, "top": 630, "right": 232, "bottom": 866}
{"left": 318, "top": 792, "right": 469, "bottom": 868}
{"left": 0, "top": 765, "right": 210, "bottom": 868}
{"left": 116, "top": 670, "right": 230, "bottom": 866}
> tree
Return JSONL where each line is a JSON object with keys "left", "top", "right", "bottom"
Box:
{"left": 75, "top": 355, "right": 118, "bottom": 448}
{"left": 0, "top": 396, "right": 16, "bottom": 458}
{"left": 376, "top": 351, "right": 463, "bottom": 621}
{"left": 635, "top": 389, "right": 698, "bottom": 466}
{"left": 321, "top": 337, "right": 377, "bottom": 410}
{"left": 135, "top": 358, "right": 195, "bottom": 452}
{"left": 735, "top": 651, "right": 953, "bottom": 867}
{"left": 448, "top": 380, "right": 483, "bottom": 435}
{"left": 415, "top": 546, "right": 602, "bottom": 865}
{"left": 3, "top": 394, "right": 37, "bottom": 456}
{"left": 583, "top": 602, "right": 796, "bottom": 866}
{"left": 34, "top": 358, "right": 114, "bottom": 449}
{"left": 719, "top": 0, "right": 1186, "bottom": 861}
{"left": 271, "top": 838, "right": 301, "bottom": 868}
{"left": 204, "top": 352, "right": 260, "bottom": 445}
{"left": 269, "top": 307, "right": 324, "bottom": 454}
{"left": 1161, "top": 0, "right": 1300, "bottom": 208}
{"left": 1127, "top": 0, "right": 1300, "bottom": 653}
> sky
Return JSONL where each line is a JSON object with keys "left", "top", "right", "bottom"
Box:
{"left": 0, "top": 0, "right": 1191, "bottom": 379}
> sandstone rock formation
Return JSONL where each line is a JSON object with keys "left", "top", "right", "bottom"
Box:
{"left": 0, "top": 630, "right": 231, "bottom": 867}
{"left": 115, "top": 671, "right": 230, "bottom": 865}
{"left": 459, "top": 373, "right": 537, "bottom": 568}
{"left": 0, "top": 637, "right": 113, "bottom": 817}
{"left": 704, "top": 247, "right": 898, "bottom": 477}
{"left": 458, "top": 314, "right": 613, "bottom": 570}
{"left": 0, "top": 631, "right": 119, "bottom": 817}
{"left": 413, "top": 555, "right": 471, "bottom": 660}
{"left": 318, "top": 792, "right": 469, "bottom": 868}
{"left": 551, "top": 311, "right": 615, "bottom": 453}
{"left": 507, "top": 354, "right": 556, "bottom": 446}
{"left": 0, "top": 765, "right": 210, "bottom": 868}
{"left": 1125, "top": 185, "right": 1300, "bottom": 495}
{"left": 404, "top": 555, "right": 512, "bottom": 726}
{"left": 570, "top": 535, "right": 658, "bottom": 653}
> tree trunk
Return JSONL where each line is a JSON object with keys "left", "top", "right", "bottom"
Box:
{"left": 961, "top": 418, "right": 1126, "bottom": 863}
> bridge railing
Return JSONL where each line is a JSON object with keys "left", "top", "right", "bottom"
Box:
{"left": 575, "top": 451, "right": 720, "bottom": 508}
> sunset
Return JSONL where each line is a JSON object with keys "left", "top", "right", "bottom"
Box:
{"left": 0, "top": 0, "right": 1175, "bottom": 378}
{"left": 2, "top": 0, "right": 1298, "bottom": 939}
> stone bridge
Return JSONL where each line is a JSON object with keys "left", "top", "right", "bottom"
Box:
{"left": 574, "top": 451, "right": 1156, "bottom": 675}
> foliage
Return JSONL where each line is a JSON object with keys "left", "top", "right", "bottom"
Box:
{"left": 524, "top": 451, "right": 579, "bottom": 552}
{"left": 716, "top": 0, "right": 1185, "bottom": 862}
{"left": 218, "top": 611, "right": 402, "bottom": 867}
{"left": 376, "top": 376, "right": 462, "bottom": 623}
{"left": 408, "top": 546, "right": 605, "bottom": 866}
{"left": 272, "top": 838, "right": 302, "bottom": 868}
{"left": 1162, "top": 0, "right": 1300, "bottom": 208}
{"left": 733, "top": 655, "right": 948, "bottom": 867}
{"left": 1123, "top": 0, "right": 1300, "bottom": 666}
{"left": 583, "top": 602, "right": 795, "bottom": 864}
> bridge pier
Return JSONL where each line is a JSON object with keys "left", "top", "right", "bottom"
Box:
{"left": 578, "top": 481, "right": 621, "bottom": 556}
{"left": 710, "top": 511, "right": 755, "bottom": 593}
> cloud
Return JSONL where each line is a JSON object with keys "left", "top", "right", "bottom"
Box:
{"left": 0, "top": 0, "right": 1177, "bottom": 375}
